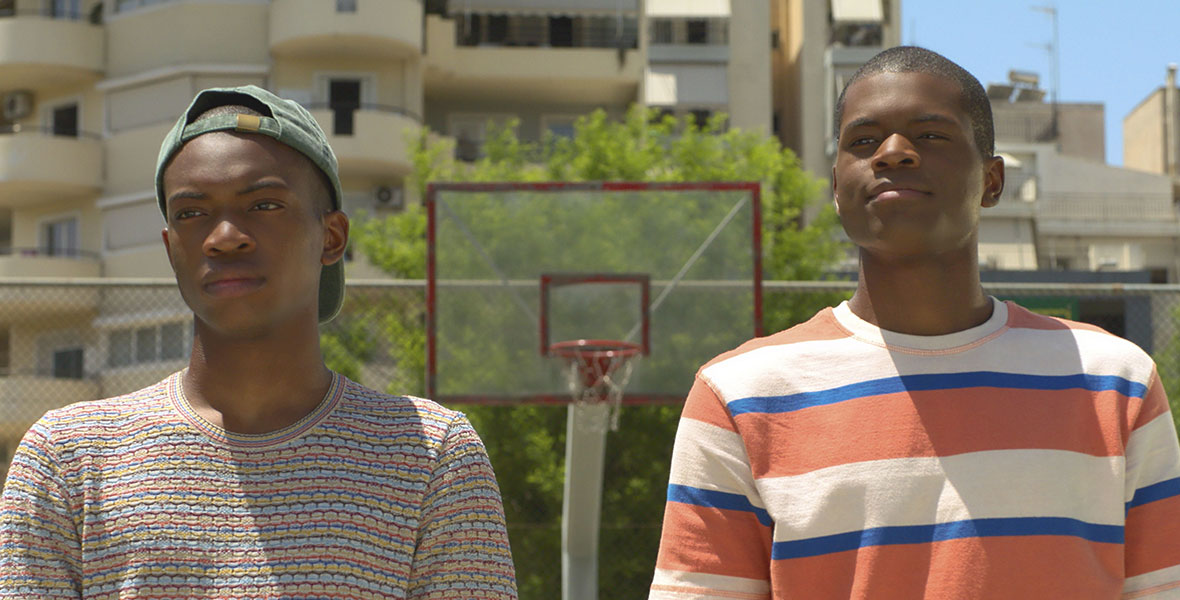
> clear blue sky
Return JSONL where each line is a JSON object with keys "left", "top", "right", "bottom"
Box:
{"left": 902, "top": 0, "right": 1180, "bottom": 165}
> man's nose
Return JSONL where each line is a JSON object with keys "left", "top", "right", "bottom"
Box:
{"left": 203, "top": 218, "right": 255, "bottom": 256}
{"left": 872, "top": 133, "right": 920, "bottom": 170}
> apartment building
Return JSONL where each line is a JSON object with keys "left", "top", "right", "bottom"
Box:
{"left": 0, "top": 0, "right": 786, "bottom": 464}
{"left": 978, "top": 71, "right": 1177, "bottom": 280}
{"left": 771, "top": 0, "right": 901, "bottom": 180}
{"left": 1124, "top": 63, "right": 1180, "bottom": 183}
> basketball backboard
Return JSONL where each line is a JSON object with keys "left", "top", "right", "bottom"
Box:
{"left": 426, "top": 181, "right": 762, "bottom": 405}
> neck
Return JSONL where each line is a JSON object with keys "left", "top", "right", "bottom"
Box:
{"left": 182, "top": 317, "right": 332, "bottom": 434}
{"left": 848, "top": 247, "right": 993, "bottom": 336}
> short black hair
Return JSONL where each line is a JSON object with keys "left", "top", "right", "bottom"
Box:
{"left": 833, "top": 46, "right": 995, "bottom": 158}
{"left": 191, "top": 104, "right": 335, "bottom": 214}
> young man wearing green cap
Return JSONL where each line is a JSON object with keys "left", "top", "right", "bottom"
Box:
{"left": 0, "top": 86, "right": 517, "bottom": 598}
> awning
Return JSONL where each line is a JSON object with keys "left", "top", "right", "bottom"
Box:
{"left": 644, "top": 65, "right": 728, "bottom": 106}
{"left": 647, "top": 0, "right": 730, "bottom": 18}
{"left": 451, "top": 0, "right": 638, "bottom": 15}
{"left": 831, "top": 0, "right": 883, "bottom": 23}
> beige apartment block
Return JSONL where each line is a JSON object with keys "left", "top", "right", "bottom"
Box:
{"left": 979, "top": 72, "right": 1180, "bottom": 280}
{"left": 1125, "top": 64, "right": 1180, "bottom": 180}
{"left": 771, "top": 0, "right": 901, "bottom": 184}
{"left": 0, "top": 0, "right": 788, "bottom": 464}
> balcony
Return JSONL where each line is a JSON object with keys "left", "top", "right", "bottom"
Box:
{"left": 0, "top": 127, "right": 103, "bottom": 203}
{"left": 424, "top": 15, "right": 642, "bottom": 105}
{"left": 308, "top": 105, "right": 419, "bottom": 178}
{"left": 0, "top": 248, "right": 101, "bottom": 278}
{"left": 0, "top": 10, "right": 103, "bottom": 90}
{"left": 1036, "top": 193, "right": 1179, "bottom": 237}
{"left": 0, "top": 281, "right": 99, "bottom": 323}
{"left": 0, "top": 372, "right": 100, "bottom": 436}
{"left": 270, "top": 0, "right": 422, "bottom": 59}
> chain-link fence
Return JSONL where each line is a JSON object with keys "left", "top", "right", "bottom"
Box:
{"left": 3, "top": 278, "right": 1180, "bottom": 597}
{"left": 4, "top": 278, "right": 1180, "bottom": 468}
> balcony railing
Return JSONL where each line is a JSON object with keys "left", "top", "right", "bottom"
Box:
{"left": 0, "top": 247, "right": 100, "bottom": 260}
{"left": 453, "top": 13, "right": 638, "bottom": 49}
{"left": 300, "top": 103, "right": 421, "bottom": 137}
{"left": 0, "top": 124, "right": 101, "bottom": 140}
{"left": 1037, "top": 193, "right": 1177, "bottom": 222}
{"left": 0, "top": 4, "right": 102, "bottom": 22}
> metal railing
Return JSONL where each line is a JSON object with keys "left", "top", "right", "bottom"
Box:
{"left": 2, "top": 277, "right": 1180, "bottom": 597}
{"left": 453, "top": 13, "right": 639, "bottom": 49}
{"left": 0, "top": 124, "right": 102, "bottom": 140}
{"left": 299, "top": 102, "right": 423, "bottom": 124}
{"left": 0, "top": 5, "right": 100, "bottom": 22}
{"left": 0, "top": 247, "right": 100, "bottom": 260}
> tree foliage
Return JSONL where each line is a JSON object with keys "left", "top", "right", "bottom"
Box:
{"left": 328, "top": 105, "right": 846, "bottom": 599}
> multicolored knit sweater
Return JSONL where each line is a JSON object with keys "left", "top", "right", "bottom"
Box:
{"left": 0, "top": 371, "right": 517, "bottom": 599}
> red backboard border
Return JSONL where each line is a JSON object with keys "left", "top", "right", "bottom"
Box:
{"left": 426, "top": 181, "right": 763, "bottom": 405}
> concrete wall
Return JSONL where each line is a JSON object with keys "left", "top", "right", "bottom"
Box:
{"left": 1123, "top": 88, "right": 1167, "bottom": 174}
{"left": 992, "top": 101, "right": 1105, "bottom": 162}
{"left": 105, "top": 1, "right": 269, "bottom": 79}
{"left": 728, "top": 0, "right": 771, "bottom": 134}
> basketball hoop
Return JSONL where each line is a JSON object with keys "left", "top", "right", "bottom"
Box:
{"left": 549, "top": 339, "right": 640, "bottom": 431}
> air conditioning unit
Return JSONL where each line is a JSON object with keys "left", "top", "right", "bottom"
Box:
{"left": 2, "top": 90, "right": 33, "bottom": 121}
{"left": 373, "top": 185, "right": 404, "bottom": 211}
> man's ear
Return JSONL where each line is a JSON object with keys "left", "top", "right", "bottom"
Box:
{"left": 831, "top": 165, "right": 841, "bottom": 215}
{"left": 981, "top": 155, "right": 1005, "bottom": 208}
{"left": 321, "top": 211, "right": 350, "bottom": 266}
{"left": 161, "top": 228, "right": 174, "bottom": 265}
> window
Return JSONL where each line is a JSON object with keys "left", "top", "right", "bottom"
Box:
{"left": 690, "top": 109, "right": 713, "bottom": 129}
{"left": 51, "top": 103, "right": 79, "bottom": 137}
{"left": 0, "top": 328, "right": 9, "bottom": 376}
{"left": 116, "top": 0, "right": 173, "bottom": 12}
{"left": 108, "top": 322, "right": 188, "bottom": 368}
{"left": 160, "top": 323, "right": 184, "bottom": 360}
{"left": 329, "top": 79, "right": 361, "bottom": 136}
{"left": 549, "top": 16, "right": 573, "bottom": 47}
{"left": 686, "top": 20, "right": 709, "bottom": 44}
{"left": 651, "top": 19, "right": 674, "bottom": 44}
{"left": 50, "top": 0, "right": 80, "bottom": 19}
{"left": 109, "top": 329, "right": 133, "bottom": 367}
{"left": 487, "top": 15, "right": 508, "bottom": 44}
{"left": 336, "top": 0, "right": 357, "bottom": 12}
{"left": 543, "top": 116, "right": 577, "bottom": 139}
{"left": 42, "top": 217, "right": 78, "bottom": 257}
{"left": 52, "top": 348, "right": 83, "bottom": 379}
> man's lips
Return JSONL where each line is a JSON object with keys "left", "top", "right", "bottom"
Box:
{"left": 868, "top": 185, "right": 929, "bottom": 203}
{"left": 203, "top": 276, "right": 265, "bottom": 297}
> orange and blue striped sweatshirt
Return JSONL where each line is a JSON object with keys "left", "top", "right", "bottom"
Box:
{"left": 651, "top": 299, "right": 1180, "bottom": 599}
{"left": 0, "top": 371, "right": 517, "bottom": 599}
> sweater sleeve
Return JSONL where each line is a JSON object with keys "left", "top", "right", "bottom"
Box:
{"left": 408, "top": 412, "right": 517, "bottom": 600}
{"left": 0, "top": 417, "right": 82, "bottom": 599}
{"left": 1122, "top": 371, "right": 1180, "bottom": 598}
{"left": 650, "top": 376, "right": 773, "bottom": 600}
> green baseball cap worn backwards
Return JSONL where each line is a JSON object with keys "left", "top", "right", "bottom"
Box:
{"left": 155, "top": 85, "right": 345, "bottom": 324}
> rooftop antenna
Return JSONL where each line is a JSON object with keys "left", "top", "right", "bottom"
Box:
{"left": 1031, "top": 4, "right": 1059, "bottom": 143}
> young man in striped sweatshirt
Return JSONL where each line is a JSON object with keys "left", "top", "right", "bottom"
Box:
{"left": 650, "top": 46, "right": 1180, "bottom": 599}
{"left": 0, "top": 86, "right": 517, "bottom": 598}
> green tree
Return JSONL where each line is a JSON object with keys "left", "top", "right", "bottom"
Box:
{"left": 328, "top": 106, "right": 846, "bottom": 599}
{"left": 1150, "top": 308, "right": 1180, "bottom": 436}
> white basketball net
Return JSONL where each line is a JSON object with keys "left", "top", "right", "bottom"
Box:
{"left": 563, "top": 353, "right": 637, "bottom": 433}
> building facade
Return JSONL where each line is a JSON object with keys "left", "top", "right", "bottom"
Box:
{"left": 0, "top": 0, "right": 787, "bottom": 466}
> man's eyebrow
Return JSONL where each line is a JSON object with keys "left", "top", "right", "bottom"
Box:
{"left": 842, "top": 117, "right": 877, "bottom": 132}
{"left": 166, "top": 190, "right": 206, "bottom": 205}
{"left": 237, "top": 180, "right": 290, "bottom": 196}
{"left": 913, "top": 113, "right": 958, "bottom": 125}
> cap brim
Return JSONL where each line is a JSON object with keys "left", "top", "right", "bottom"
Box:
{"left": 318, "top": 260, "right": 345, "bottom": 323}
